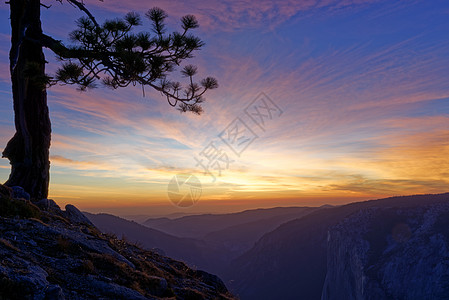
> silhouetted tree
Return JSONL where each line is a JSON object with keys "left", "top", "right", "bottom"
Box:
{"left": 3, "top": 0, "right": 217, "bottom": 199}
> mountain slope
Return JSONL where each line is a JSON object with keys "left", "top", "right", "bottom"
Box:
{"left": 0, "top": 184, "right": 234, "bottom": 300}
{"left": 84, "top": 212, "right": 212, "bottom": 266}
{"left": 202, "top": 207, "right": 319, "bottom": 254}
{"left": 88, "top": 207, "right": 323, "bottom": 277}
{"left": 228, "top": 193, "right": 449, "bottom": 300}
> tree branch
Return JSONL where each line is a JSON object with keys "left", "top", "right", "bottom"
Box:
{"left": 37, "top": 6, "right": 216, "bottom": 114}
{"left": 66, "top": 0, "right": 100, "bottom": 29}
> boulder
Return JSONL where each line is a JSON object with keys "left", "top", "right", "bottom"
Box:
{"left": 11, "top": 186, "right": 30, "bottom": 201}
{"left": 193, "top": 270, "right": 229, "bottom": 294}
{"left": 45, "top": 284, "right": 65, "bottom": 300}
{"left": 64, "top": 204, "right": 93, "bottom": 226}
{"left": 35, "top": 198, "right": 62, "bottom": 214}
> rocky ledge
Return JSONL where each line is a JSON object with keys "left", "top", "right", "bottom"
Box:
{"left": 0, "top": 184, "right": 235, "bottom": 300}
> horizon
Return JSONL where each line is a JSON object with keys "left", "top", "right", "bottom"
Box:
{"left": 83, "top": 191, "right": 449, "bottom": 218}
{"left": 1, "top": 0, "right": 448, "bottom": 215}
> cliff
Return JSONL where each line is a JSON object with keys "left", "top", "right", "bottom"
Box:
{"left": 228, "top": 193, "right": 449, "bottom": 299}
{"left": 322, "top": 201, "right": 449, "bottom": 300}
{"left": 0, "top": 184, "right": 235, "bottom": 300}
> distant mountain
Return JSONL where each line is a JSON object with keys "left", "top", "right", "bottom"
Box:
{"left": 84, "top": 212, "right": 217, "bottom": 269}
{"left": 122, "top": 212, "right": 195, "bottom": 223}
{"left": 82, "top": 194, "right": 449, "bottom": 299}
{"left": 202, "top": 207, "right": 319, "bottom": 255}
{"left": 228, "top": 193, "right": 449, "bottom": 300}
{"left": 120, "top": 214, "right": 156, "bottom": 223}
{"left": 143, "top": 206, "right": 318, "bottom": 238}
{"left": 86, "top": 207, "right": 321, "bottom": 277}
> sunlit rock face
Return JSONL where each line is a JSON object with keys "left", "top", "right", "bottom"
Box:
{"left": 322, "top": 203, "right": 449, "bottom": 300}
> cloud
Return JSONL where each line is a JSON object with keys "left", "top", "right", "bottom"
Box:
{"left": 51, "top": 155, "right": 80, "bottom": 164}
{"left": 82, "top": 0, "right": 387, "bottom": 31}
{"left": 327, "top": 178, "right": 448, "bottom": 195}
{"left": 1, "top": 0, "right": 447, "bottom": 212}
{"left": 50, "top": 154, "right": 115, "bottom": 171}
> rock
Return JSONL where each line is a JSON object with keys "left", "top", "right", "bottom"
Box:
{"left": 45, "top": 284, "right": 65, "bottom": 300}
{"left": 11, "top": 186, "right": 30, "bottom": 201}
{"left": 35, "top": 198, "right": 62, "bottom": 213}
{"left": 0, "top": 184, "right": 12, "bottom": 198}
{"left": 0, "top": 209, "right": 236, "bottom": 299}
{"left": 64, "top": 204, "right": 93, "bottom": 226}
{"left": 83, "top": 277, "right": 148, "bottom": 300}
{"left": 148, "top": 276, "right": 168, "bottom": 296}
{"left": 0, "top": 259, "right": 50, "bottom": 299}
{"left": 192, "top": 270, "right": 228, "bottom": 294}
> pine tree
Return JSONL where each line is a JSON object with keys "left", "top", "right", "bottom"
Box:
{"left": 3, "top": 0, "right": 217, "bottom": 199}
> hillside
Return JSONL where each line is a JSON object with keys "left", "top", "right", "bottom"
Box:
{"left": 53, "top": 191, "right": 449, "bottom": 299}
{"left": 228, "top": 193, "right": 449, "bottom": 299}
{"left": 87, "top": 206, "right": 322, "bottom": 277}
{"left": 84, "top": 212, "right": 229, "bottom": 272}
{"left": 0, "top": 184, "right": 234, "bottom": 300}
{"left": 201, "top": 207, "right": 319, "bottom": 255}
{"left": 84, "top": 212, "right": 209, "bottom": 263}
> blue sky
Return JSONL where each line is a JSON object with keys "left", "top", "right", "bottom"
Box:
{"left": 0, "top": 0, "right": 448, "bottom": 216}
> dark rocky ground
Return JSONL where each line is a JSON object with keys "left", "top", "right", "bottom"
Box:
{"left": 0, "top": 184, "right": 235, "bottom": 300}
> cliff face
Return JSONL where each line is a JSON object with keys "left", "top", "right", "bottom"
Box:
{"left": 0, "top": 184, "right": 234, "bottom": 300}
{"left": 322, "top": 202, "right": 449, "bottom": 300}
{"left": 227, "top": 193, "right": 449, "bottom": 300}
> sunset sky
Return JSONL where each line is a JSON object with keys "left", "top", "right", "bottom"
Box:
{"left": 0, "top": 0, "right": 448, "bottom": 216}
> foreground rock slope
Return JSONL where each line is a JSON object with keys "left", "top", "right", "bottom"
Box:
{"left": 0, "top": 184, "right": 234, "bottom": 300}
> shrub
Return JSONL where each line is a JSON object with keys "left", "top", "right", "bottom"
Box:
{"left": 0, "top": 195, "right": 41, "bottom": 219}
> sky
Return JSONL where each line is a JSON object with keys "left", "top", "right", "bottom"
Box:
{"left": 0, "top": 0, "right": 448, "bottom": 216}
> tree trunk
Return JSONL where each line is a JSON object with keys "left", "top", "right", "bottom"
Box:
{"left": 2, "top": 0, "right": 51, "bottom": 200}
